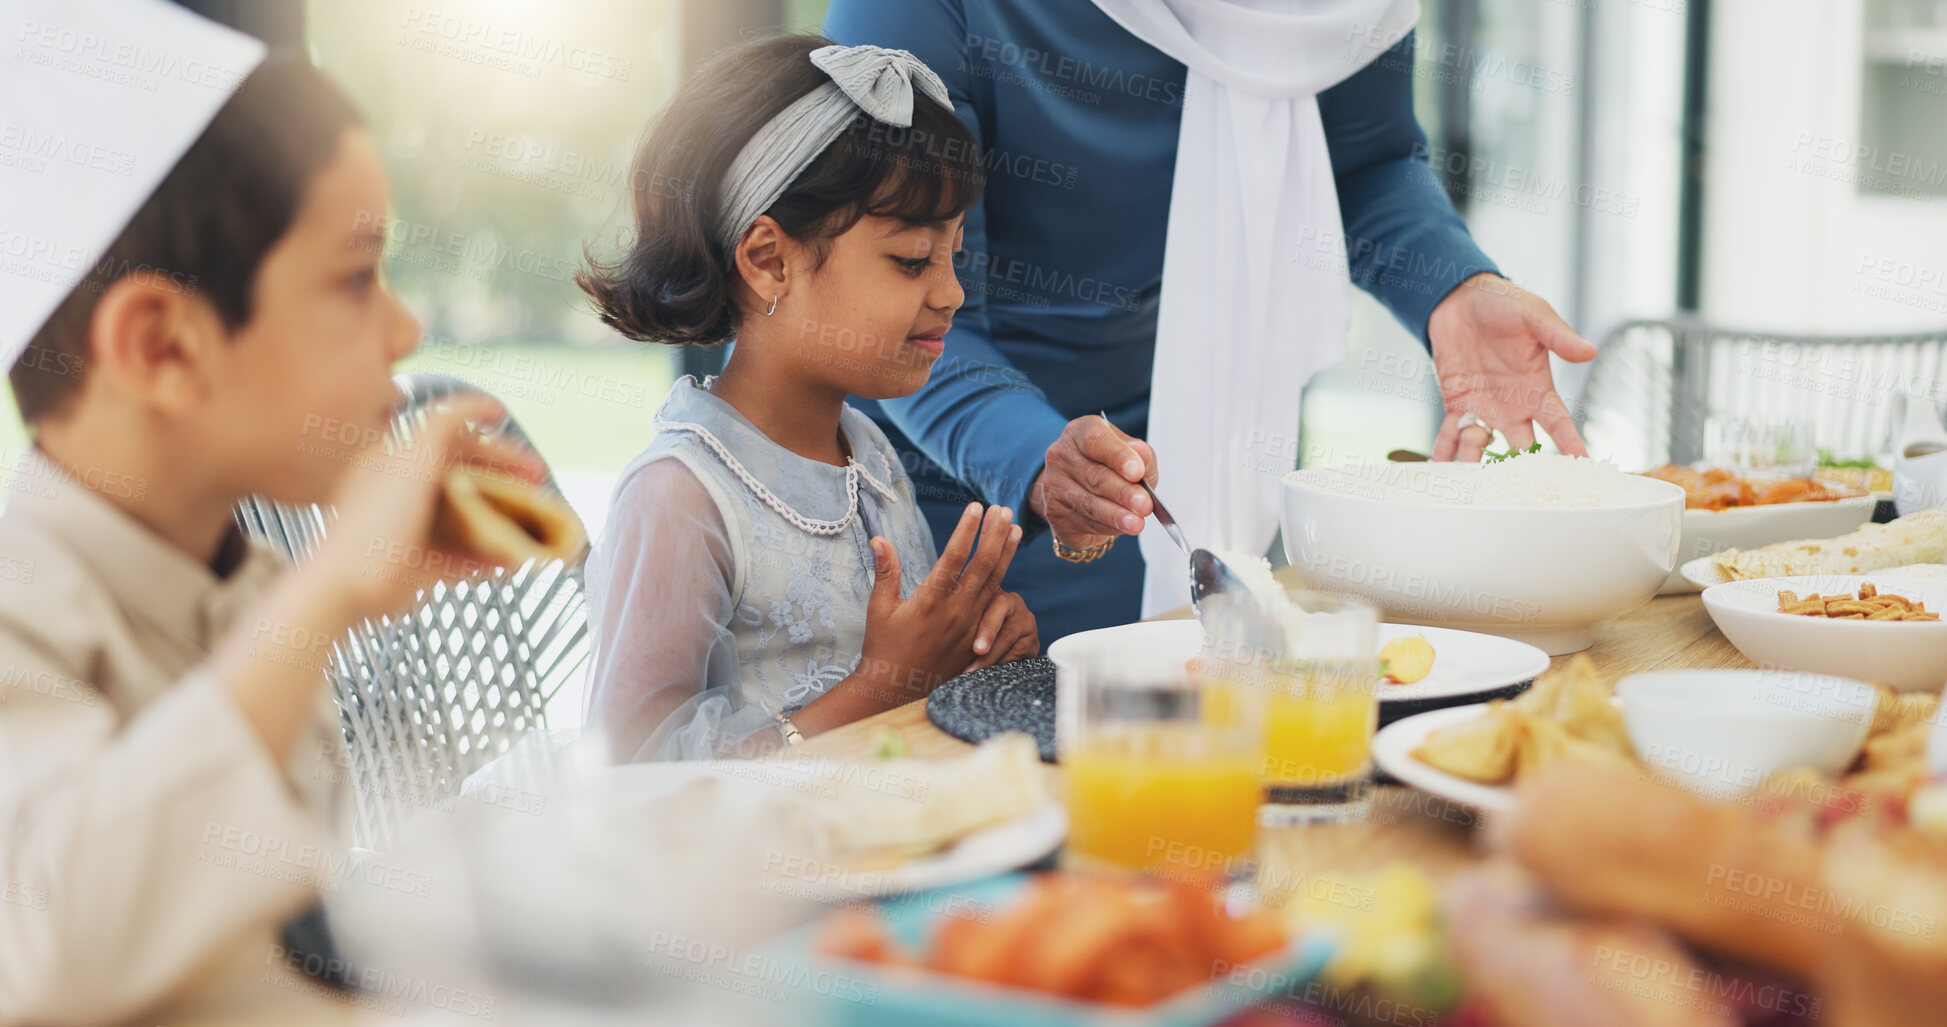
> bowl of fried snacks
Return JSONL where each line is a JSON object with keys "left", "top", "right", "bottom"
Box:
{"left": 796, "top": 871, "right": 1332, "bottom": 1026}
{"left": 1703, "top": 575, "right": 1947, "bottom": 690}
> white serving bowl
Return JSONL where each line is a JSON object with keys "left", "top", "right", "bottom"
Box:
{"left": 1659, "top": 494, "right": 1877, "bottom": 594}
{"left": 1701, "top": 574, "right": 1947, "bottom": 691}
{"left": 1281, "top": 464, "right": 1684, "bottom": 655}
{"left": 1617, "top": 669, "right": 1876, "bottom": 800}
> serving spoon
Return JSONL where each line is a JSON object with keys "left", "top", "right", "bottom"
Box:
{"left": 1137, "top": 480, "right": 1250, "bottom": 614}
{"left": 1093, "top": 411, "right": 1252, "bottom": 613}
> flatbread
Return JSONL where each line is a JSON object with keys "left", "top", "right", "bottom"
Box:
{"left": 1712, "top": 509, "right": 1947, "bottom": 580}
{"left": 434, "top": 464, "right": 587, "bottom": 566}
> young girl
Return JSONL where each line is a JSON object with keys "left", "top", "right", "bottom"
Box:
{"left": 579, "top": 36, "right": 1038, "bottom": 761}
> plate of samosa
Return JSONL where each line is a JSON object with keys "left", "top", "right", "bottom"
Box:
{"left": 1371, "top": 654, "right": 1635, "bottom": 812}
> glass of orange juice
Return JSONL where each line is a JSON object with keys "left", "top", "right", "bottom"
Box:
{"left": 1203, "top": 589, "right": 1379, "bottom": 825}
{"left": 1053, "top": 628, "right": 1260, "bottom": 877}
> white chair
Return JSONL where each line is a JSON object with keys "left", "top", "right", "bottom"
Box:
{"left": 1575, "top": 317, "right": 1947, "bottom": 470}
{"left": 234, "top": 373, "right": 590, "bottom": 848}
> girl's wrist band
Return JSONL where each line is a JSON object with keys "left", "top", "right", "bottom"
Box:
{"left": 775, "top": 710, "right": 806, "bottom": 747}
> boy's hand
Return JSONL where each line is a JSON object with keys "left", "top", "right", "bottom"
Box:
{"left": 312, "top": 396, "right": 548, "bottom": 622}
{"left": 857, "top": 503, "right": 1023, "bottom": 705}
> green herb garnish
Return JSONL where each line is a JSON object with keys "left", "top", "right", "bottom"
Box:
{"left": 1482, "top": 442, "right": 1544, "bottom": 464}
{"left": 1817, "top": 448, "right": 1876, "bottom": 469}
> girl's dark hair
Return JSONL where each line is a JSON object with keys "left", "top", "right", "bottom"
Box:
{"left": 579, "top": 35, "right": 985, "bottom": 347}
{"left": 11, "top": 55, "right": 363, "bottom": 423}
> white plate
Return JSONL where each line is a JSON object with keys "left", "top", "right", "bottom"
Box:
{"left": 1370, "top": 703, "right": 1516, "bottom": 813}
{"left": 1374, "top": 624, "right": 1550, "bottom": 702}
{"left": 1681, "top": 555, "right": 1947, "bottom": 590}
{"left": 605, "top": 760, "right": 1067, "bottom": 896}
{"left": 1659, "top": 495, "right": 1878, "bottom": 594}
{"left": 1048, "top": 619, "right": 1549, "bottom": 705}
{"left": 1701, "top": 574, "right": 1947, "bottom": 692}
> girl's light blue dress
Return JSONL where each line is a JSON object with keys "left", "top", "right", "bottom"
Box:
{"left": 583, "top": 377, "right": 937, "bottom": 761}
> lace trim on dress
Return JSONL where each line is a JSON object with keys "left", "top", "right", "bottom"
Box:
{"left": 653, "top": 417, "right": 899, "bottom": 537}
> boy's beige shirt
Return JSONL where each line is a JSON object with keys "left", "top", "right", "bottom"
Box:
{"left": 0, "top": 450, "right": 343, "bottom": 1026}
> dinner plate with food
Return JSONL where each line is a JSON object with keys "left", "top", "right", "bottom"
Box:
{"left": 1702, "top": 575, "right": 1947, "bottom": 691}
{"left": 605, "top": 733, "right": 1065, "bottom": 897}
{"left": 788, "top": 870, "right": 1333, "bottom": 1026}
{"left": 1635, "top": 464, "right": 1876, "bottom": 594}
{"left": 1047, "top": 618, "right": 1549, "bottom": 707}
{"left": 1679, "top": 508, "right": 1947, "bottom": 588}
{"left": 1372, "top": 654, "right": 1930, "bottom": 811}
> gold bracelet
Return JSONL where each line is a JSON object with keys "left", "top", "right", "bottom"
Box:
{"left": 1052, "top": 535, "right": 1116, "bottom": 563}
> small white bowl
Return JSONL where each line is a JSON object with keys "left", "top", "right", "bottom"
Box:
{"left": 1282, "top": 464, "right": 1683, "bottom": 655}
{"left": 1701, "top": 575, "right": 1947, "bottom": 691}
{"left": 1618, "top": 669, "right": 1876, "bottom": 800}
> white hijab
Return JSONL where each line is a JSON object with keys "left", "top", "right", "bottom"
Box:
{"left": 1087, "top": 0, "right": 1419, "bottom": 615}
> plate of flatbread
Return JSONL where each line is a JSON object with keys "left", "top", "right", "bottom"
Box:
{"left": 603, "top": 733, "right": 1065, "bottom": 897}
{"left": 1680, "top": 509, "right": 1947, "bottom": 589}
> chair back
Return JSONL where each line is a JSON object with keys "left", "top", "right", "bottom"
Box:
{"left": 233, "top": 373, "right": 590, "bottom": 848}
{"left": 1575, "top": 318, "right": 1947, "bottom": 469}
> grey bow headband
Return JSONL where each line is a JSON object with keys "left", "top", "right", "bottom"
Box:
{"left": 714, "top": 44, "right": 952, "bottom": 254}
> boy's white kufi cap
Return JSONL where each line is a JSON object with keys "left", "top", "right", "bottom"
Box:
{"left": 0, "top": 0, "right": 265, "bottom": 367}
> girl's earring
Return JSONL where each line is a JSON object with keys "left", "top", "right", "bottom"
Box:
{"left": 765, "top": 295, "right": 779, "bottom": 316}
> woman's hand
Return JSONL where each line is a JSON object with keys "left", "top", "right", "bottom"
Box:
{"left": 1030, "top": 415, "right": 1157, "bottom": 552}
{"left": 310, "top": 395, "right": 549, "bottom": 623}
{"left": 1429, "top": 273, "right": 1595, "bottom": 462}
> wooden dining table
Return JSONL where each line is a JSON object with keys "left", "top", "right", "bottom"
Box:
{"left": 166, "top": 583, "right": 1749, "bottom": 1027}
{"left": 795, "top": 582, "right": 1752, "bottom": 885}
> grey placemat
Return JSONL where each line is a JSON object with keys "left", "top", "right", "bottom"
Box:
{"left": 925, "top": 657, "right": 1534, "bottom": 772}
{"left": 925, "top": 657, "right": 1057, "bottom": 762}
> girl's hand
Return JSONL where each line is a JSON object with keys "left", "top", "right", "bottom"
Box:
{"left": 311, "top": 396, "right": 548, "bottom": 622}
{"left": 965, "top": 590, "right": 1037, "bottom": 672}
{"left": 857, "top": 503, "right": 1022, "bottom": 705}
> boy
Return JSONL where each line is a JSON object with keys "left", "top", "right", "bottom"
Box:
{"left": 0, "top": 1, "right": 542, "bottom": 1022}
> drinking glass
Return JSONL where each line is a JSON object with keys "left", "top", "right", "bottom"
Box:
{"left": 1202, "top": 589, "right": 1380, "bottom": 825}
{"left": 1053, "top": 629, "right": 1261, "bottom": 877}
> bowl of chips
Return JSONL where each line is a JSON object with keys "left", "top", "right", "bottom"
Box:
{"left": 1701, "top": 575, "right": 1947, "bottom": 691}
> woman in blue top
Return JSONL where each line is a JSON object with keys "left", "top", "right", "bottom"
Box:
{"left": 825, "top": 0, "right": 1597, "bottom": 641}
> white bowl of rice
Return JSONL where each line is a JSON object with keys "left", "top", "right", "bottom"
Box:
{"left": 1281, "top": 456, "right": 1685, "bottom": 655}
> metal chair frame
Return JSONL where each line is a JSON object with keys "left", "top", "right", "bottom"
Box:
{"left": 233, "top": 373, "right": 590, "bottom": 848}
{"left": 1574, "top": 317, "right": 1947, "bottom": 470}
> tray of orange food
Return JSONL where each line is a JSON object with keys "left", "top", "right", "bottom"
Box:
{"left": 773, "top": 871, "right": 1332, "bottom": 1026}
{"left": 1637, "top": 464, "right": 1878, "bottom": 594}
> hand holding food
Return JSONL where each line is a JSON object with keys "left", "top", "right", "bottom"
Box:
{"left": 313, "top": 396, "right": 553, "bottom": 621}
{"left": 433, "top": 462, "right": 586, "bottom": 567}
